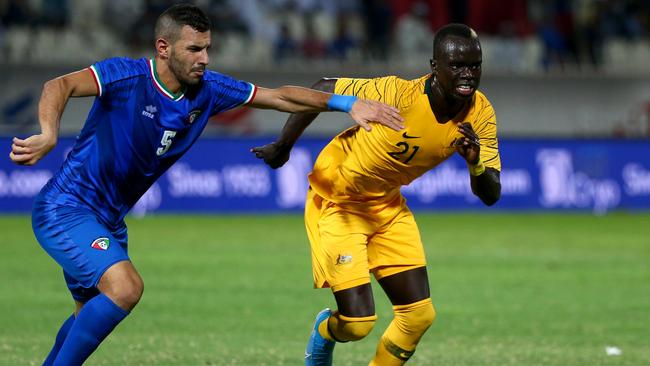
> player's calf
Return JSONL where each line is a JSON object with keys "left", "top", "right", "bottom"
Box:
{"left": 52, "top": 293, "right": 129, "bottom": 365}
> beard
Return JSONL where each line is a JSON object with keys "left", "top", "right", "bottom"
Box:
{"left": 169, "top": 50, "right": 202, "bottom": 87}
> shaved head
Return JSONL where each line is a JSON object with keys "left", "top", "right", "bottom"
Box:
{"left": 154, "top": 3, "right": 211, "bottom": 43}
{"left": 432, "top": 23, "right": 480, "bottom": 61}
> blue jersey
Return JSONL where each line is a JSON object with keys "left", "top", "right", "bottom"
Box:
{"left": 39, "top": 57, "right": 256, "bottom": 225}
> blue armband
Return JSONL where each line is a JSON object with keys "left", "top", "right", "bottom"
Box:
{"left": 327, "top": 94, "right": 357, "bottom": 112}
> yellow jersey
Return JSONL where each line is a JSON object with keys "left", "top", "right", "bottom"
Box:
{"left": 308, "top": 75, "right": 501, "bottom": 203}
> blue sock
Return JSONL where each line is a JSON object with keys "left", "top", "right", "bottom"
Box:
{"left": 53, "top": 293, "right": 129, "bottom": 366}
{"left": 43, "top": 314, "right": 75, "bottom": 366}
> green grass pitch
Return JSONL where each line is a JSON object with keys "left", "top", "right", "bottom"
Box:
{"left": 0, "top": 213, "right": 648, "bottom": 365}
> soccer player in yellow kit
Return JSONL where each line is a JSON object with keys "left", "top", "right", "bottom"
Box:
{"left": 253, "top": 23, "right": 501, "bottom": 365}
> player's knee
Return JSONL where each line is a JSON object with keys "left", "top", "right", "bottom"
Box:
{"left": 416, "top": 301, "right": 436, "bottom": 330}
{"left": 99, "top": 262, "right": 144, "bottom": 310}
{"left": 125, "top": 275, "right": 144, "bottom": 306}
{"left": 122, "top": 282, "right": 144, "bottom": 308}
{"left": 332, "top": 313, "right": 377, "bottom": 342}
{"left": 343, "top": 318, "right": 375, "bottom": 341}
{"left": 395, "top": 299, "right": 436, "bottom": 335}
{"left": 105, "top": 276, "right": 144, "bottom": 310}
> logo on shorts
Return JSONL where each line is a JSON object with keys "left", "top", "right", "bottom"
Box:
{"left": 336, "top": 254, "right": 353, "bottom": 265}
{"left": 91, "top": 237, "right": 110, "bottom": 251}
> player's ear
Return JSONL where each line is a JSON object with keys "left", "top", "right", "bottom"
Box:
{"left": 155, "top": 38, "right": 171, "bottom": 59}
{"left": 430, "top": 59, "right": 436, "bottom": 74}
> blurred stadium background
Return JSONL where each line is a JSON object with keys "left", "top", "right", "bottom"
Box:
{"left": 1, "top": 1, "right": 649, "bottom": 365}
{"left": 2, "top": 0, "right": 650, "bottom": 138}
{"left": 1, "top": 0, "right": 649, "bottom": 214}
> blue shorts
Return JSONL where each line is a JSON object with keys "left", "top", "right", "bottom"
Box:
{"left": 32, "top": 198, "right": 129, "bottom": 303}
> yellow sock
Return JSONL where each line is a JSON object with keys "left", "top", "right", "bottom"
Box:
{"left": 370, "top": 298, "right": 435, "bottom": 366}
{"left": 370, "top": 337, "right": 413, "bottom": 366}
{"left": 318, "top": 314, "right": 335, "bottom": 342}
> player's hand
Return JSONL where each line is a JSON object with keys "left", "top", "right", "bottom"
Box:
{"left": 349, "top": 99, "right": 404, "bottom": 132}
{"left": 251, "top": 142, "right": 291, "bottom": 169}
{"left": 9, "top": 134, "right": 57, "bottom": 166}
{"left": 454, "top": 122, "right": 480, "bottom": 164}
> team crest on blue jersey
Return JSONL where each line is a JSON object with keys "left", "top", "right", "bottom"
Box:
{"left": 188, "top": 109, "right": 202, "bottom": 124}
{"left": 91, "top": 237, "right": 110, "bottom": 251}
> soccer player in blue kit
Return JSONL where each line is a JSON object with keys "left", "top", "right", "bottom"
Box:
{"left": 8, "top": 4, "right": 403, "bottom": 365}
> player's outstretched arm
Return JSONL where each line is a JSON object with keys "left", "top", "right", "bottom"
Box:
{"left": 248, "top": 83, "right": 403, "bottom": 131}
{"left": 454, "top": 122, "right": 501, "bottom": 206}
{"left": 251, "top": 78, "right": 404, "bottom": 168}
{"left": 10, "top": 69, "right": 99, "bottom": 166}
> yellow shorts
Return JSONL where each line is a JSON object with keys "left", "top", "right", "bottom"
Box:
{"left": 305, "top": 188, "right": 426, "bottom": 292}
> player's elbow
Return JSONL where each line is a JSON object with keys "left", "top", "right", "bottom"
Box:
{"left": 472, "top": 183, "right": 501, "bottom": 206}
{"left": 480, "top": 189, "right": 500, "bottom": 206}
{"left": 473, "top": 168, "right": 501, "bottom": 206}
{"left": 43, "top": 78, "right": 63, "bottom": 94}
{"left": 311, "top": 78, "right": 337, "bottom": 93}
{"left": 256, "top": 86, "right": 302, "bottom": 113}
{"left": 45, "top": 77, "right": 73, "bottom": 98}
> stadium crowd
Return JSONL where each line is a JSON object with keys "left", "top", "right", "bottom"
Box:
{"left": 1, "top": 0, "right": 649, "bottom": 72}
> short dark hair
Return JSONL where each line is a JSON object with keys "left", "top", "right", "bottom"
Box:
{"left": 155, "top": 3, "right": 211, "bottom": 43}
{"left": 432, "top": 23, "right": 479, "bottom": 60}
